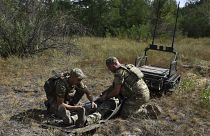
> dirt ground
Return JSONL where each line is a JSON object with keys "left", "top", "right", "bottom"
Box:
{"left": 0, "top": 68, "right": 209, "bottom": 136}
{"left": 0, "top": 40, "right": 210, "bottom": 135}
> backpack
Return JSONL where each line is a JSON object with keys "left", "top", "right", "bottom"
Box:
{"left": 44, "top": 75, "right": 61, "bottom": 97}
{"left": 44, "top": 71, "right": 71, "bottom": 96}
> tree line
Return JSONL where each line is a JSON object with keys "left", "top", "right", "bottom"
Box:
{"left": 62, "top": 0, "right": 210, "bottom": 38}
{"left": 0, "top": 0, "right": 209, "bottom": 57}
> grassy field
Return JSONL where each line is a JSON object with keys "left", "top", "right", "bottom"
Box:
{"left": 0, "top": 37, "right": 209, "bottom": 135}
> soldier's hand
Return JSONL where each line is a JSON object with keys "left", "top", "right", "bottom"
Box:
{"left": 91, "top": 102, "right": 97, "bottom": 109}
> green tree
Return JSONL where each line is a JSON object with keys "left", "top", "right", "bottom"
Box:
{"left": 72, "top": 0, "right": 112, "bottom": 36}
{"left": 71, "top": 0, "right": 151, "bottom": 39}
{"left": 109, "top": 0, "right": 151, "bottom": 39}
{"left": 180, "top": 0, "right": 210, "bottom": 37}
{"left": 150, "top": 0, "right": 177, "bottom": 37}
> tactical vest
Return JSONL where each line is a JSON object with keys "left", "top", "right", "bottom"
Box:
{"left": 120, "top": 64, "right": 144, "bottom": 92}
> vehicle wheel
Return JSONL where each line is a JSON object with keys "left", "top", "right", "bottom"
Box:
{"left": 150, "top": 90, "right": 164, "bottom": 98}
{"left": 165, "top": 81, "right": 180, "bottom": 95}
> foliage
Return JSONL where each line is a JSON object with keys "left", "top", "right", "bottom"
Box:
{"left": 70, "top": 0, "right": 210, "bottom": 38}
{"left": 71, "top": 0, "right": 152, "bottom": 39}
{"left": 201, "top": 88, "right": 210, "bottom": 107}
{"left": 179, "top": 0, "right": 210, "bottom": 37}
{"left": 179, "top": 77, "right": 196, "bottom": 93}
{"left": 1, "top": 0, "right": 210, "bottom": 57}
{"left": 150, "top": 0, "right": 177, "bottom": 37}
{"left": 0, "top": 0, "right": 85, "bottom": 57}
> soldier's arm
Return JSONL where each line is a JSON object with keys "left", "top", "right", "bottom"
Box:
{"left": 57, "top": 97, "right": 82, "bottom": 110}
{"left": 76, "top": 81, "right": 97, "bottom": 108}
{"left": 83, "top": 88, "right": 94, "bottom": 102}
{"left": 104, "top": 70, "right": 124, "bottom": 99}
{"left": 55, "top": 80, "right": 82, "bottom": 110}
{"left": 77, "top": 81, "right": 95, "bottom": 102}
{"left": 83, "top": 88, "right": 98, "bottom": 108}
{"left": 104, "top": 84, "right": 122, "bottom": 99}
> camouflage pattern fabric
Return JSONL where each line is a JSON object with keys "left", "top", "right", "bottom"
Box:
{"left": 113, "top": 65, "right": 150, "bottom": 118}
{"left": 120, "top": 79, "right": 150, "bottom": 118}
{"left": 44, "top": 76, "right": 87, "bottom": 125}
{"left": 44, "top": 77, "right": 87, "bottom": 104}
{"left": 56, "top": 105, "right": 74, "bottom": 125}
{"left": 86, "top": 112, "right": 102, "bottom": 125}
{"left": 54, "top": 78, "right": 73, "bottom": 98}
{"left": 65, "top": 82, "right": 87, "bottom": 105}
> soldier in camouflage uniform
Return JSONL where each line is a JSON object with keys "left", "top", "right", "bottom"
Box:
{"left": 44, "top": 68, "right": 97, "bottom": 127}
{"left": 98, "top": 57, "right": 150, "bottom": 118}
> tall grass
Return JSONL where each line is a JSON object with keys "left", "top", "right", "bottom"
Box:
{"left": 74, "top": 37, "right": 147, "bottom": 65}
{"left": 0, "top": 37, "right": 210, "bottom": 86}
{"left": 0, "top": 37, "right": 209, "bottom": 136}
{"left": 0, "top": 50, "right": 79, "bottom": 86}
{"left": 73, "top": 37, "right": 210, "bottom": 67}
{"left": 176, "top": 38, "right": 210, "bottom": 64}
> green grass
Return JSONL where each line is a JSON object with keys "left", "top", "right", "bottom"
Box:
{"left": 201, "top": 88, "right": 210, "bottom": 108}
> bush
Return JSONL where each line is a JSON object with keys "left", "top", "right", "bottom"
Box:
{"left": 0, "top": 0, "right": 85, "bottom": 57}
{"left": 179, "top": 78, "right": 196, "bottom": 93}
{"left": 108, "top": 24, "right": 151, "bottom": 41}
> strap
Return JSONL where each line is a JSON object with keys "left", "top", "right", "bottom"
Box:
{"left": 120, "top": 64, "right": 132, "bottom": 74}
{"left": 99, "top": 98, "right": 123, "bottom": 123}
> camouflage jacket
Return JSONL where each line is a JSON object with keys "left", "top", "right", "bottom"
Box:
{"left": 48, "top": 76, "right": 87, "bottom": 105}
{"left": 113, "top": 64, "right": 144, "bottom": 98}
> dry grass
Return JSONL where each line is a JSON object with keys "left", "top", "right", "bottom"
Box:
{"left": 0, "top": 37, "right": 210, "bottom": 136}
{"left": 176, "top": 38, "right": 210, "bottom": 64}
{"left": 1, "top": 37, "right": 210, "bottom": 86}
{"left": 74, "top": 37, "right": 147, "bottom": 64}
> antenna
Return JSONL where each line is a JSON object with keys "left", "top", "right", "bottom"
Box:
{"left": 171, "top": 2, "right": 180, "bottom": 48}
{"left": 152, "top": 0, "right": 161, "bottom": 45}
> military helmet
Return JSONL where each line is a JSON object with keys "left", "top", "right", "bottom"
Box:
{"left": 106, "top": 56, "right": 118, "bottom": 65}
{"left": 70, "top": 68, "right": 87, "bottom": 79}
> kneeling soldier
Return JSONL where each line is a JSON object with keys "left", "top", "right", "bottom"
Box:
{"left": 44, "top": 68, "right": 97, "bottom": 127}
{"left": 99, "top": 57, "right": 150, "bottom": 118}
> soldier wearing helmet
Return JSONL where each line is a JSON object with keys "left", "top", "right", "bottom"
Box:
{"left": 44, "top": 68, "right": 97, "bottom": 127}
{"left": 98, "top": 57, "right": 150, "bottom": 118}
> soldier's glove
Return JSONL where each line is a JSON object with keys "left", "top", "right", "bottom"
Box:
{"left": 91, "top": 101, "right": 97, "bottom": 109}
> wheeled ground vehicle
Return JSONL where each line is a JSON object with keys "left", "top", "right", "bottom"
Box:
{"left": 135, "top": 44, "right": 181, "bottom": 95}
{"left": 135, "top": 1, "right": 181, "bottom": 95}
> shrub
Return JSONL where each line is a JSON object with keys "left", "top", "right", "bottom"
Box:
{"left": 0, "top": 0, "right": 85, "bottom": 57}
{"left": 201, "top": 88, "right": 210, "bottom": 107}
{"left": 179, "top": 78, "right": 196, "bottom": 93}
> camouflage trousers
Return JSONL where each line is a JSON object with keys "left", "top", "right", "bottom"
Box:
{"left": 121, "top": 79, "right": 150, "bottom": 118}
{"left": 44, "top": 82, "right": 85, "bottom": 126}
{"left": 45, "top": 96, "right": 85, "bottom": 126}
